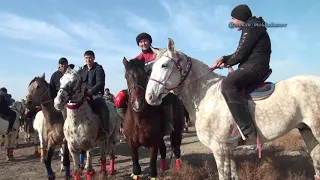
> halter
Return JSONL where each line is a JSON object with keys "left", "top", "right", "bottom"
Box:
{"left": 125, "top": 71, "right": 147, "bottom": 108}
{"left": 149, "top": 51, "right": 217, "bottom": 91}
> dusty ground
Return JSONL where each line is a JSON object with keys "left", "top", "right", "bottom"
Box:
{"left": 0, "top": 127, "right": 315, "bottom": 180}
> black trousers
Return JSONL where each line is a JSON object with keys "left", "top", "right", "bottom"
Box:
{"left": 221, "top": 64, "right": 269, "bottom": 95}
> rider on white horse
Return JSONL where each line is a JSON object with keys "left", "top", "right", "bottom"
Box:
{"left": 80, "top": 50, "right": 110, "bottom": 139}
{"left": 0, "top": 87, "right": 16, "bottom": 132}
{"left": 212, "top": 4, "right": 272, "bottom": 143}
{"left": 114, "top": 32, "right": 175, "bottom": 135}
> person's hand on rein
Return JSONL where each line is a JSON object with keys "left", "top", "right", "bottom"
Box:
{"left": 212, "top": 57, "right": 224, "bottom": 69}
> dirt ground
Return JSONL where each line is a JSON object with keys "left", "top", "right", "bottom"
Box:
{"left": 0, "top": 127, "right": 315, "bottom": 180}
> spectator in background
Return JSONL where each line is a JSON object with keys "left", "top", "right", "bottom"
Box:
{"left": 103, "top": 88, "right": 115, "bottom": 103}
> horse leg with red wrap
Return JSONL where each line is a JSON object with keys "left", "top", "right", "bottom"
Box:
{"left": 158, "top": 139, "right": 167, "bottom": 172}
{"left": 170, "top": 129, "right": 182, "bottom": 171}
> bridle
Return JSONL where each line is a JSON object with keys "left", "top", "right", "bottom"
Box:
{"left": 126, "top": 71, "right": 147, "bottom": 105}
{"left": 59, "top": 76, "right": 85, "bottom": 109}
{"left": 149, "top": 51, "right": 216, "bottom": 91}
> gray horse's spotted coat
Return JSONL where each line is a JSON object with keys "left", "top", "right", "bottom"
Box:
{"left": 146, "top": 38, "right": 320, "bottom": 180}
{"left": 54, "top": 67, "right": 121, "bottom": 175}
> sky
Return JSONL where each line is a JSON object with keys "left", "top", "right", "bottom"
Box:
{"left": 0, "top": 0, "right": 319, "bottom": 100}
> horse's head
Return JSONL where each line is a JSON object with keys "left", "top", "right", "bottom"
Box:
{"left": 11, "top": 101, "right": 25, "bottom": 115}
{"left": 123, "top": 57, "right": 148, "bottom": 112}
{"left": 26, "top": 73, "right": 48, "bottom": 110}
{"left": 54, "top": 67, "right": 84, "bottom": 111}
{"left": 146, "top": 38, "right": 190, "bottom": 105}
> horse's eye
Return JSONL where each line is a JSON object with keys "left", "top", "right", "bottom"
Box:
{"left": 161, "top": 64, "right": 168, "bottom": 68}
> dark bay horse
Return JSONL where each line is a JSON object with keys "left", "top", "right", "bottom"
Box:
{"left": 122, "top": 57, "right": 185, "bottom": 179}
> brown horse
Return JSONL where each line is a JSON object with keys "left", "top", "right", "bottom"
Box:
{"left": 26, "top": 73, "right": 71, "bottom": 180}
{"left": 122, "top": 57, "right": 185, "bottom": 179}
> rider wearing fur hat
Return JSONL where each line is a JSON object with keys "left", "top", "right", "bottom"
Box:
{"left": 212, "top": 4, "right": 272, "bottom": 143}
{"left": 115, "top": 32, "right": 175, "bottom": 135}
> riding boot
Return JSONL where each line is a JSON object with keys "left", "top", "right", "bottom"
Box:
{"left": 93, "top": 98, "right": 109, "bottom": 139}
{"left": 222, "top": 90, "right": 255, "bottom": 144}
{"left": 160, "top": 104, "right": 174, "bottom": 135}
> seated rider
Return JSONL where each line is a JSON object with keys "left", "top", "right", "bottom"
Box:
{"left": 212, "top": 4, "right": 271, "bottom": 143}
{"left": 114, "top": 32, "right": 175, "bottom": 135}
{"left": 80, "top": 50, "right": 110, "bottom": 138}
{"left": 0, "top": 87, "right": 16, "bottom": 132}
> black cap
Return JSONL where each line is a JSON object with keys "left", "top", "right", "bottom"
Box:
{"left": 84, "top": 50, "right": 95, "bottom": 58}
{"left": 136, "top": 32, "right": 152, "bottom": 45}
{"left": 231, "top": 4, "right": 252, "bottom": 22}
{"left": 0, "top": 87, "right": 7, "bottom": 93}
{"left": 58, "top": 57, "right": 68, "bottom": 64}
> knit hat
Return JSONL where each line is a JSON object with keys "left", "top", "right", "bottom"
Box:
{"left": 58, "top": 57, "right": 68, "bottom": 64}
{"left": 136, "top": 32, "right": 152, "bottom": 45}
{"left": 231, "top": 4, "right": 252, "bottom": 22}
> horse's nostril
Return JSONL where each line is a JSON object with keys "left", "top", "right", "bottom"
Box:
{"left": 27, "top": 101, "right": 32, "bottom": 105}
{"left": 147, "top": 94, "right": 152, "bottom": 101}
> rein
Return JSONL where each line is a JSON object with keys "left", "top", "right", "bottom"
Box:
{"left": 149, "top": 52, "right": 219, "bottom": 91}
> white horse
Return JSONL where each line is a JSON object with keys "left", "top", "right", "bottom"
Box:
{"left": 145, "top": 38, "right": 320, "bottom": 180}
{"left": 0, "top": 101, "right": 25, "bottom": 160}
{"left": 54, "top": 67, "right": 121, "bottom": 179}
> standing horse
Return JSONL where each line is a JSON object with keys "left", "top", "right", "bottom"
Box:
{"left": 0, "top": 100, "right": 25, "bottom": 160}
{"left": 122, "top": 57, "right": 185, "bottom": 179}
{"left": 54, "top": 67, "right": 121, "bottom": 180}
{"left": 26, "top": 73, "right": 71, "bottom": 180}
{"left": 146, "top": 38, "right": 320, "bottom": 180}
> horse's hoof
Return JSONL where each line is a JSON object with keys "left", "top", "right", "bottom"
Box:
{"left": 65, "top": 176, "right": 72, "bottom": 180}
{"left": 84, "top": 170, "right": 95, "bottom": 180}
{"left": 147, "top": 177, "right": 156, "bottom": 180}
{"left": 131, "top": 174, "right": 142, "bottom": 180}
{"left": 98, "top": 172, "right": 107, "bottom": 180}
{"left": 6, "top": 157, "right": 15, "bottom": 161}
{"left": 0, "top": 143, "right": 4, "bottom": 147}
{"left": 108, "top": 169, "right": 116, "bottom": 175}
{"left": 48, "top": 174, "right": 56, "bottom": 180}
{"left": 80, "top": 164, "right": 85, "bottom": 170}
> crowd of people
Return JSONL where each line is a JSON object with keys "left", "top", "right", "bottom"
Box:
{"left": 0, "top": 4, "right": 272, "bottom": 143}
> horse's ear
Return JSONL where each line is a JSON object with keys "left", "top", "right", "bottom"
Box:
{"left": 123, "top": 57, "right": 129, "bottom": 68}
{"left": 40, "top": 73, "right": 45, "bottom": 80}
{"left": 167, "top": 38, "right": 175, "bottom": 52}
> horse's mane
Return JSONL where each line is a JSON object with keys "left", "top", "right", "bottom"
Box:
{"left": 125, "top": 58, "right": 146, "bottom": 77}
{"left": 29, "top": 76, "right": 48, "bottom": 86}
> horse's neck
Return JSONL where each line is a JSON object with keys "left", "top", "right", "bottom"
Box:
{"left": 179, "top": 59, "right": 222, "bottom": 116}
{"left": 41, "top": 88, "right": 62, "bottom": 123}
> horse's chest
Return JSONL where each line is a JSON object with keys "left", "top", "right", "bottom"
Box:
{"left": 64, "top": 117, "right": 98, "bottom": 143}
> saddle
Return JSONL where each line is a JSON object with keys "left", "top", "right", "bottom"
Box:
{"left": 240, "top": 68, "right": 275, "bottom": 101}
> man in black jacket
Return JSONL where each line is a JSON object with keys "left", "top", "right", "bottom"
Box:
{"left": 81, "top": 50, "right": 109, "bottom": 139}
{"left": 50, "top": 57, "right": 69, "bottom": 99}
{"left": 212, "top": 4, "right": 272, "bottom": 143}
{"left": 0, "top": 87, "right": 16, "bottom": 132}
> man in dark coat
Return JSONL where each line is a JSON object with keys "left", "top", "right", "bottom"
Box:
{"left": 0, "top": 87, "right": 16, "bottom": 132}
{"left": 81, "top": 50, "right": 109, "bottom": 138}
{"left": 49, "top": 57, "right": 69, "bottom": 99}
